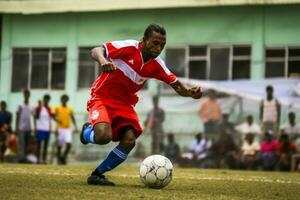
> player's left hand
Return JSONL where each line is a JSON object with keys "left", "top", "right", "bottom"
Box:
{"left": 189, "top": 86, "right": 202, "bottom": 99}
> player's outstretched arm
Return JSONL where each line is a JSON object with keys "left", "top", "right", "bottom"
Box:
{"left": 90, "top": 46, "right": 116, "bottom": 73}
{"left": 170, "top": 80, "right": 202, "bottom": 99}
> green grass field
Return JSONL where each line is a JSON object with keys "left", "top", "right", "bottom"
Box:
{"left": 0, "top": 164, "right": 300, "bottom": 200}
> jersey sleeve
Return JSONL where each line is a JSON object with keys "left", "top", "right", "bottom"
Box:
{"left": 102, "top": 40, "right": 137, "bottom": 59}
{"left": 152, "top": 57, "right": 177, "bottom": 84}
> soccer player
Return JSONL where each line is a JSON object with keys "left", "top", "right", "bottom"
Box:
{"left": 54, "top": 94, "right": 78, "bottom": 164}
{"left": 80, "top": 24, "right": 203, "bottom": 186}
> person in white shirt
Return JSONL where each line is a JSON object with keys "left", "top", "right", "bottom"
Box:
{"left": 260, "top": 85, "right": 281, "bottom": 135}
{"left": 235, "top": 115, "right": 261, "bottom": 142}
{"left": 34, "top": 94, "right": 55, "bottom": 164}
{"left": 281, "top": 112, "right": 300, "bottom": 140}
{"left": 240, "top": 133, "right": 260, "bottom": 169}
{"left": 181, "top": 133, "right": 208, "bottom": 161}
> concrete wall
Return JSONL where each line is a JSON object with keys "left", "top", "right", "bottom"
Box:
{"left": 1, "top": 5, "right": 300, "bottom": 146}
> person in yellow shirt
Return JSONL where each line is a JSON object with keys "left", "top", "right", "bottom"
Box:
{"left": 54, "top": 94, "right": 78, "bottom": 164}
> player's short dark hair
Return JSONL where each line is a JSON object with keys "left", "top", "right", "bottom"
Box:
{"left": 144, "top": 24, "right": 166, "bottom": 39}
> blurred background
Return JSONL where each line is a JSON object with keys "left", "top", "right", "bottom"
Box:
{"left": 0, "top": 0, "right": 300, "bottom": 171}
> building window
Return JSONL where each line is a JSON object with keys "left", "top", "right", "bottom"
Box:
{"left": 265, "top": 47, "right": 300, "bottom": 78}
{"left": 165, "top": 45, "right": 251, "bottom": 80}
{"left": 78, "top": 47, "right": 101, "bottom": 89}
{"left": 11, "top": 48, "right": 66, "bottom": 91}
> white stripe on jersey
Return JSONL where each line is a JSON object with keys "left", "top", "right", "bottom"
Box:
{"left": 155, "top": 56, "right": 171, "bottom": 75}
{"left": 111, "top": 40, "right": 139, "bottom": 49}
{"left": 112, "top": 59, "right": 148, "bottom": 85}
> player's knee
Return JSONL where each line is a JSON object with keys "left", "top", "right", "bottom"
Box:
{"left": 93, "top": 124, "right": 112, "bottom": 144}
{"left": 121, "top": 132, "right": 136, "bottom": 150}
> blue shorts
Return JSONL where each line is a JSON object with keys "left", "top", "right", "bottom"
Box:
{"left": 36, "top": 130, "right": 50, "bottom": 142}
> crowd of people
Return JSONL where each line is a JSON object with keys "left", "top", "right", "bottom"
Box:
{"left": 162, "top": 85, "right": 300, "bottom": 172}
{"left": 0, "top": 90, "right": 78, "bottom": 165}
{"left": 1, "top": 84, "right": 300, "bottom": 172}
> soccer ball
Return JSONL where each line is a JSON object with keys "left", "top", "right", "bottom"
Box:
{"left": 139, "top": 155, "right": 173, "bottom": 189}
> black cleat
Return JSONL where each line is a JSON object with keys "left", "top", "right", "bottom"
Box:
{"left": 80, "top": 122, "right": 90, "bottom": 145}
{"left": 87, "top": 174, "right": 115, "bottom": 186}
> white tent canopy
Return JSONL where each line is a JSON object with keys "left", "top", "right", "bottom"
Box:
{"left": 181, "top": 78, "right": 300, "bottom": 109}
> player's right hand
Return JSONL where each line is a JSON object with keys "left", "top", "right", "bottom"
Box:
{"left": 189, "top": 86, "right": 203, "bottom": 99}
{"left": 101, "top": 59, "right": 117, "bottom": 73}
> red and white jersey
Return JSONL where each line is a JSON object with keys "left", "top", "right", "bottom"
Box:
{"left": 88, "top": 40, "right": 177, "bottom": 107}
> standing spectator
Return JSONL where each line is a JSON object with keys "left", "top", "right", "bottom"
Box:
{"left": 260, "top": 85, "right": 281, "bottom": 136}
{"left": 280, "top": 112, "right": 300, "bottom": 140}
{"left": 144, "top": 96, "right": 165, "bottom": 154}
{"left": 240, "top": 133, "right": 260, "bottom": 170}
{"left": 35, "top": 94, "right": 54, "bottom": 164}
{"left": 164, "top": 133, "right": 180, "bottom": 163}
{"left": 277, "top": 134, "right": 297, "bottom": 171}
{"left": 198, "top": 89, "right": 222, "bottom": 143}
{"left": 259, "top": 132, "right": 278, "bottom": 170}
{"left": 16, "top": 89, "right": 34, "bottom": 163}
{"left": 54, "top": 94, "right": 78, "bottom": 165}
{"left": 0, "top": 101, "right": 12, "bottom": 162}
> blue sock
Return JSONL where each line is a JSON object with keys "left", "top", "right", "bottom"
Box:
{"left": 95, "top": 145, "right": 129, "bottom": 175}
{"left": 83, "top": 124, "right": 95, "bottom": 144}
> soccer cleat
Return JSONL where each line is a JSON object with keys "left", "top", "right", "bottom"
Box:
{"left": 87, "top": 174, "right": 115, "bottom": 186}
{"left": 80, "top": 122, "right": 91, "bottom": 145}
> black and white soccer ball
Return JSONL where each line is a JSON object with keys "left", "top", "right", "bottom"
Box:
{"left": 139, "top": 155, "right": 173, "bottom": 189}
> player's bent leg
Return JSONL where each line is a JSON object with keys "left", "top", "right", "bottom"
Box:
{"left": 119, "top": 128, "right": 136, "bottom": 152}
{"left": 87, "top": 126, "right": 136, "bottom": 186}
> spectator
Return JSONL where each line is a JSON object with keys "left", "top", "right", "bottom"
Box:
{"left": 16, "top": 89, "right": 34, "bottom": 163}
{"left": 198, "top": 89, "right": 222, "bottom": 143}
{"left": 0, "top": 101, "right": 12, "bottom": 162}
{"left": 4, "top": 132, "right": 18, "bottom": 162}
{"left": 280, "top": 112, "right": 300, "bottom": 141}
{"left": 277, "top": 133, "right": 297, "bottom": 171}
{"left": 259, "top": 132, "right": 278, "bottom": 170}
{"left": 144, "top": 96, "right": 165, "bottom": 154}
{"left": 260, "top": 85, "right": 281, "bottom": 136}
{"left": 180, "top": 133, "right": 208, "bottom": 167}
{"left": 240, "top": 133, "right": 260, "bottom": 170}
{"left": 54, "top": 94, "right": 78, "bottom": 165}
{"left": 164, "top": 133, "right": 180, "bottom": 162}
{"left": 235, "top": 115, "right": 261, "bottom": 136}
{"left": 34, "top": 94, "right": 54, "bottom": 164}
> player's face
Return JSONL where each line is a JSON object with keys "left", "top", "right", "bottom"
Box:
{"left": 143, "top": 31, "right": 166, "bottom": 58}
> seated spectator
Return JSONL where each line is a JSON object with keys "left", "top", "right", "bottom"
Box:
{"left": 280, "top": 112, "right": 300, "bottom": 141}
{"left": 291, "top": 154, "right": 300, "bottom": 172}
{"left": 259, "top": 132, "right": 278, "bottom": 170}
{"left": 4, "top": 132, "right": 18, "bottom": 163}
{"left": 180, "top": 133, "right": 208, "bottom": 167}
{"left": 277, "top": 133, "right": 297, "bottom": 171}
{"left": 240, "top": 133, "right": 260, "bottom": 170}
{"left": 164, "top": 133, "right": 180, "bottom": 162}
{"left": 0, "top": 101, "right": 12, "bottom": 162}
{"left": 235, "top": 115, "right": 261, "bottom": 138}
